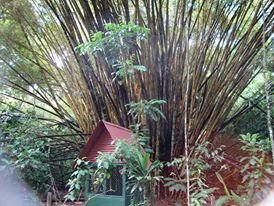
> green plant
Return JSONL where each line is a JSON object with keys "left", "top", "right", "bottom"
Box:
{"left": 128, "top": 153, "right": 162, "bottom": 203}
{"left": 76, "top": 22, "right": 149, "bottom": 86}
{"left": 0, "top": 108, "right": 79, "bottom": 194}
{"left": 165, "top": 142, "right": 224, "bottom": 205}
{"left": 240, "top": 133, "right": 271, "bottom": 152}
{"left": 65, "top": 158, "right": 92, "bottom": 202}
{"left": 239, "top": 133, "right": 274, "bottom": 204}
{"left": 127, "top": 99, "right": 166, "bottom": 122}
{"left": 215, "top": 133, "right": 274, "bottom": 206}
{"left": 215, "top": 172, "right": 245, "bottom": 206}
{"left": 0, "top": 110, "right": 51, "bottom": 193}
{"left": 76, "top": 22, "right": 149, "bottom": 59}
{"left": 225, "top": 72, "right": 270, "bottom": 135}
{"left": 114, "top": 140, "right": 163, "bottom": 205}
{"left": 93, "top": 151, "right": 118, "bottom": 187}
{"left": 129, "top": 124, "right": 153, "bottom": 154}
{"left": 112, "top": 59, "right": 148, "bottom": 85}
{"left": 90, "top": 140, "right": 162, "bottom": 205}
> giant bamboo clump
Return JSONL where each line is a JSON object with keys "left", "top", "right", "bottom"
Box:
{"left": 0, "top": 0, "right": 273, "bottom": 160}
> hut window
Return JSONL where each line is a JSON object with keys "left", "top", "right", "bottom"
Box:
{"left": 90, "top": 166, "right": 123, "bottom": 196}
{"left": 106, "top": 166, "right": 123, "bottom": 196}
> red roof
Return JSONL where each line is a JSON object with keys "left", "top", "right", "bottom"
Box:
{"left": 79, "top": 121, "right": 133, "bottom": 162}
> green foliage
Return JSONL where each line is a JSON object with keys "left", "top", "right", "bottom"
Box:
{"left": 226, "top": 72, "right": 272, "bottom": 137}
{"left": 65, "top": 158, "right": 91, "bottom": 202}
{"left": 0, "top": 109, "right": 51, "bottom": 193}
{"left": 65, "top": 155, "right": 117, "bottom": 201}
{"left": 76, "top": 22, "right": 149, "bottom": 58}
{"left": 93, "top": 151, "right": 117, "bottom": 187}
{"left": 129, "top": 124, "right": 153, "bottom": 154}
{"left": 127, "top": 151, "right": 161, "bottom": 192}
{"left": 112, "top": 59, "right": 147, "bottom": 85}
{"left": 215, "top": 133, "right": 274, "bottom": 206}
{"left": 91, "top": 140, "right": 162, "bottom": 205}
{"left": 76, "top": 22, "right": 150, "bottom": 85}
{"left": 0, "top": 0, "right": 53, "bottom": 91}
{"left": 240, "top": 155, "right": 273, "bottom": 189}
{"left": 0, "top": 108, "right": 78, "bottom": 194}
{"left": 129, "top": 201, "right": 148, "bottom": 206}
{"left": 165, "top": 142, "right": 224, "bottom": 205}
{"left": 65, "top": 138, "right": 162, "bottom": 205}
{"left": 239, "top": 133, "right": 274, "bottom": 204}
{"left": 215, "top": 172, "right": 246, "bottom": 206}
{"left": 240, "top": 133, "right": 271, "bottom": 152}
{"left": 228, "top": 107, "right": 269, "bottom": 137}
{"left": 114, "top": 140, "right": 163, "bottom": 205}
{"left": 127, "top": 99, "right": 166, "bottom": 122}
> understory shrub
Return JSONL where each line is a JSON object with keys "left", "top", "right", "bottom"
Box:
{"left": 216, "top": 133, "right": 274, "bottom": 206}
{"left": 227, "top": 108, "right": 269, "bottom": 137}
{"left": 239, "top": 133, "right": 273, "bottom": 205}
{"left": 0, "top": 109, "right": 51, "bottom": 193}
{"left": 165, "top": 141, "right": 225, "bottom": 205}
{"left": 0, "top": 108, "right": 78, "bottom": 194}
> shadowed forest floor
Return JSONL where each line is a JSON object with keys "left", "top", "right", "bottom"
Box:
{"left": 45, "top": 134, "right": 273, "bottom": 206}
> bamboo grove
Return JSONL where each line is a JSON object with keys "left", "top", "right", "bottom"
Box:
{"left": 0, "top": 0, "right": 273, "bottom": 161}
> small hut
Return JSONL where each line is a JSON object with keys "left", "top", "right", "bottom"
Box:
{"left": 79, "top": 121, "right": 133, "bottom": 206}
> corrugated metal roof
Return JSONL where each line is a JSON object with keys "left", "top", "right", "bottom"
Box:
{"left": 79, "top": 121, "right": 133, "bottom": 162}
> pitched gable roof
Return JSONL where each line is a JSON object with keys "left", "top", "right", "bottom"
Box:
{"left": 79, "top": 121, "right": 133, "bottom": 162}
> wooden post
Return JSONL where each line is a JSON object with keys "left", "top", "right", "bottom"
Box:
{"left": 46, "top": 192, "right": 52, "bottom": 206}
